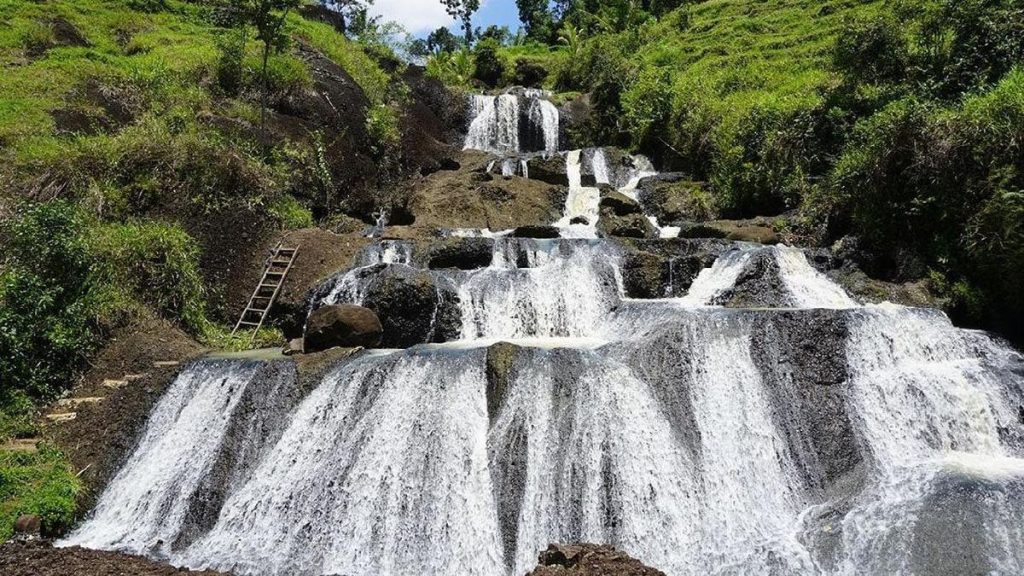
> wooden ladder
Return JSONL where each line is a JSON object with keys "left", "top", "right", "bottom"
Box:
{"left": 232, "top": 243, "right": 299, "bottom": 344}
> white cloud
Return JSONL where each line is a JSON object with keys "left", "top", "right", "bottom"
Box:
{"left": 368, "top": 0, "right": 456, "bottom": 34}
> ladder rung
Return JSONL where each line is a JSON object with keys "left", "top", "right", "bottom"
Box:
{"left": 238, "top": 321, "right": 260, "bottom": 327}
{"left": 260, "top": 283, "right": 279, "bottom": 288}
{"left": 245, "top": 307, "right": 268, "bottom": 314}
{"left": 270, "top": 258, "right": 293, "bottom": 264}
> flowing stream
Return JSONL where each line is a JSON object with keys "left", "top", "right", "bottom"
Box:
{"left": 61, "top": 91, "right": 1024, "bottom": 576}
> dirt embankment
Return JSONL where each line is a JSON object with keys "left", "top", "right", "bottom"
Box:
{"left": 0, "top": 540, "right": 228, "bottom": 576}
{"left": 43, "top": 314, "right": 206, "bottom": 513}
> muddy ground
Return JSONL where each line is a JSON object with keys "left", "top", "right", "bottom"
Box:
{"left": 0, "top": 540, "right": 228, "bottom": 575}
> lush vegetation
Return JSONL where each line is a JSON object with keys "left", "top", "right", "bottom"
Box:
{"left": 428, "top": 0, "right": 1024, "bottom": 343}
{"left": 0, "top": 444, "right": 81, "bottom": 541}
{"left": 0, "top": 0, "right": 412, "bottom": 536}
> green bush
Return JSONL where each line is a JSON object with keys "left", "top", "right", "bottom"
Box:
{"left": 0, "top": 444, "right": 81, "bottom": 541}
{"left": 473, "top": 39, "right": 506, "bottom": 88}
{"left": 91, "top": 221, "right": 208, "bottom": 333}
{"left": 0, "top": 201, "right": 106, "bottom": 403}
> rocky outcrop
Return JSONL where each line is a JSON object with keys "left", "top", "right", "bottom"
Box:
{"left": 637, "top": 174, "right": 716, "bottom": 225}
{"left": 599, "top": 189, "right": 642, "bottom": 216}
{"left": 485, "top": 342, "right": 523, "bottom": 423}
{"left": 597, "top": 211, "right": 657, "bottom": 239}
{"left": 514, "top": 225, "right": 561, "bottom": 239}
{"left": 527, "top": 154, "right": 572, "bottom": 187}
{"left": 714, "top": 249, "right": 790, "bottom": 308}
{"left": 422, "top": 237, "right": 494, "bottom": 270}
{"left": 680, "top": 219, "right": 779, "bottom": 244}
{"left": 304, "top": 304, "right": 383, "bottom": 352}
{"left": 410, "top": 152, "right": 568, "bottom": 231}
{"left": 527, "top": 544, "right": 667, "bottom": 576}
{"left": 618, "top": 239, "right": 730, "bottom": 298}
{"left": 360, "top": 266, "right": 461, "bottom": 348}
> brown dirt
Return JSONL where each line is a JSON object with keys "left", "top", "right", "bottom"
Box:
{"left": 43, "top": 313, "right": 206, "bottom": 513}
{"left": 527, "top": 543, "right": 667, "bottom": 576}
{"left": 408, "top": 151, "right": 568, "bottom": 230}
{"left": 0, "top": 540, "right": 227, "bottom": 576}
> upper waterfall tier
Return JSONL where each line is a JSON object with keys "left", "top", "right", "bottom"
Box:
{"left": 464, "top": 88, "right": 560, "bottom": 155}
{"left": 313, "top": 239, "right": 859, "bottom": 345}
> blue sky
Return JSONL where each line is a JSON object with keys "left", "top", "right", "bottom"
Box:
{"left": 367, "top": 0, "right": 522, "bottom": 37}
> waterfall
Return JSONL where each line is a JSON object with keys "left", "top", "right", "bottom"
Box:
{"left": 554, "top": 150, "right": 602, "bottom": 238}
{"left": 464, "top": 90, "right": 559, "bottom": 154}
{"left": 465, "top": 94, "right": 520, "bottom": 153}
{"left": 65, "top": 236, "right": 1024, "bottom": 575}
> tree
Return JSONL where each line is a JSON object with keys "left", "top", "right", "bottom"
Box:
{"left": 441, "top": 0, "right": 480, "bottom": 43}
{"left": 220, "top": 0, "right": 303, "bottom": 128}
{"left": 427, "top": 26, "right": 461, "bottom": 54}
{"left": 516, "top": 0, "right": 554, "bottom": 41}
{"left": 476, "top": 24, "right": 512, "bottom": 46}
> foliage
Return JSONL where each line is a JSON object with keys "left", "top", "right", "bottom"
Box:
{"left": 441, "top": 0, "right": 481, "bottom": 42}
{"left": 426, "top": 50, "right": 475, "bottom": 87}
{"left": 473, "top": 39, "right": 506, "bottom": 87}
{"left": 0, "top": 202, "right": 105, "bottom": 403}
{"left": 0, "top": 444, "right": 81, "bottom": 541}
{"left": 91, "top": 221, "right": 208, "bottom": 333}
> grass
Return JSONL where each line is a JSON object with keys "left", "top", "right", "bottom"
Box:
{"left": 0, "top": 443, "right": 81, "bottom": 540}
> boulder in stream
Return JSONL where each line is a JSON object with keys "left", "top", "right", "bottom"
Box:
{"left": 527, "top": 544, "right": 667, "bottom": 576}
{"left": 304, "top": 304, "right": 383, "bottom": 352}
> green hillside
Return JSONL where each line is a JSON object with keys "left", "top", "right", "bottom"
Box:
{"left": 468, "top": 0, "right": 1023, "bottom": 342}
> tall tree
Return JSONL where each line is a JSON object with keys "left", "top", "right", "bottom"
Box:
{"left": 222, "top": 0, "right": 303, "bottom": 128}
{"left": 427, "top": 26, "right": 462, "bottom": 54}
{"left": 441, "top": 0, "right": 480, "bottom": 43}
{"left": 516, "top": 0, "right": 554, "bottom": 41}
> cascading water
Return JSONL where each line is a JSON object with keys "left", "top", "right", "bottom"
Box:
{"left": 65, "top": 235, "right": 1024, "bottom": 575}
{"left": 464, "top": 90, "right": 559, "bottom": 155}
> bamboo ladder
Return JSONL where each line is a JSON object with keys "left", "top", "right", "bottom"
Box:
{"left": 232, "top": 243, "right": 299, "bottom": 345}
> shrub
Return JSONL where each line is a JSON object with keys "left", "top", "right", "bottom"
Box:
{"left": 0, "top": 445, "right": 81, "bottom": 541}
{"left": 473, "top": 39, "right": 506, "bottom": 88}
{"left": 90, "top": 221, "right": 208, "bottom": 333}
{"left": 0, "top": 202, "right": 105, "bottom": 402}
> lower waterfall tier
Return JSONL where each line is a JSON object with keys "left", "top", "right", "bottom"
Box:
{"left": 62, "top": 305, "right": 1024, "bottom": 576}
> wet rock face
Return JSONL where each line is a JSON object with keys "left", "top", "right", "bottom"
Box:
{"left": 619, "top": 239, "right": 731, "bottom": 298}
{"left": 514, "top": 225, "right": 562, "bottom": 239}
{"left": 527, "top": 544, "right": 667, "bottom": 576}
{"left": 715, "top": 250, "right": 791, "bottom": 308}
{"left": 305, "top": 304, "right": 383, "bottom": 352}
{"left": 421, "top": 237, "right": 494, "bottom": 270}
{"left": 360, "top": 266, "right": 461, "bottom": 348}
{"left": 597, "top": 211, "right": 657, "bottom": 239}
{"left": 637, "top": 174, "right": 715, "bottom": 225}
{"left": 527, "top": 154, "right": 571, "bottom": 187}
{"left": 599, "top": 189, "right": 642, "bottom": 216}
{"left": 750, "top": 310, "right": 859, "bottom": 493}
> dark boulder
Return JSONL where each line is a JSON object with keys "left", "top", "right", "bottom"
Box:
{"left": 485, "top": 342, "right": 522, "bottom": 423}
{"left": 714, "top": 250, "right": 790, "bottom": 308}
{"left": 637, "top": 174, "right": 716, "bottom": 225}
{"left": 304, "top": 304, "right": 383, "bottom": 352}
{"left": 527, "top": 544, "right": 667, "bottom": 576}
{"left": 361, "top": 266, "right": 461, "bottom": 348}
{"left": 422, "top": 237, "right": 494, "bottom": 270}
{"left": 597, "top": 212, "right": 657, "bottom": 239}
{"left": 621, "top": 251, "right": 667, "bottom": 299}
{"left": 527, "top": 154, "right": 570, "bottom": 187}
{"left": 514, "top": 225, "right": 561, "bottom": 239}
{"left": 599, "top": 189, "right": 642, "bottom": 216}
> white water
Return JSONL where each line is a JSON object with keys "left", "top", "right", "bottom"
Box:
{"left": 66, "top": 241, "right": 1024, "bottom": 575}
{"left": 464, "top": 90, "right": 559, "bottom": 155}
{"left": 775, "top": 247, "right": 857, "bottom": 309}
{"left": 465, "top": 94, "right": 520, "bottom": 153}
{"left": 554, "top": 150, "right": 601, "bottom": 238}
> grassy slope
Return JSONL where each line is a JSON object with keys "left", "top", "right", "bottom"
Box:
{"left": 512, "top": 0, "right": 884, "bottom": 117}
{"left": 0, "top": 0, "right": 394, "bottom": 538}
{"left": 0, "top": 0, "right": 388, "bottom": 166}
